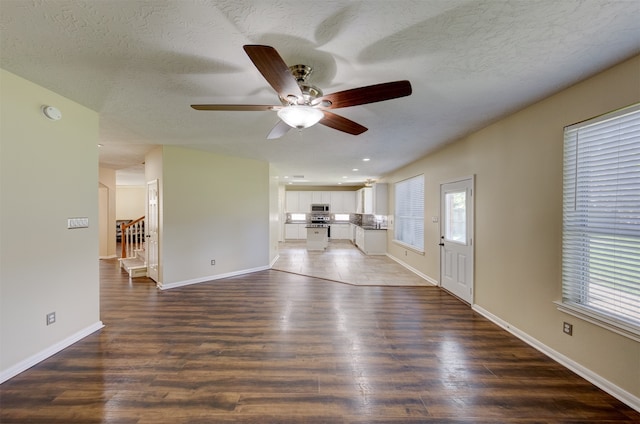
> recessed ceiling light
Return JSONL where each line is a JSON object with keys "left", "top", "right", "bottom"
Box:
{"left": 342, "top": 176, "right": 348, "bottom": 179}
{"left": 284, "top": 176, "right": 289, "bottom": 179}
{"left": 352, "top": 168, "right": 359, "bottom": 172}
{"left": 362, "top": 158, "right": 370, "bottom": 162}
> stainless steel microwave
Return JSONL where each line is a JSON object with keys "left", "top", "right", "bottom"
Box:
{"left": 311, "top": 204, "right": 329, "bottom": 212}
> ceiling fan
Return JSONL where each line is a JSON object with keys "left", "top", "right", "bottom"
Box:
{"left": 191, "top": 45, "right": 412, "bottom": 139}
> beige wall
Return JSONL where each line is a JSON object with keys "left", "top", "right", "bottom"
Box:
{"left": 116, "top": 186, "right": 145, "bottom": 220}
{"left": 0, "top": 69, "right": 102, "bottom": 380}
{"left": 384, "top": 55, "right": 640, "bottom": 400}
{"left": 150, "top": 146, "right": 270, "bottom": 288}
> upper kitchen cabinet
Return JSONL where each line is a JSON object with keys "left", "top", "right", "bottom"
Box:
{"left": 356, "top": 187, "right": 372, "bottom": 214}
{"left": 298, "top": 192, "right": 312, "bottom": 211}
{"left": 285, "top": 191, "right": 299, "bottom": 212}
{"left": 372, "top": 183, "right": 388, "bottom": 215}
{"left": 311, "top": 191, "right": 331, "bottom": 204}
{"left": 355, "top": 184, "right": 387, "bottom": 214}
{"left": 330, "top": 191, "right": 357, "bottom": 213}
{"left": 285, "top": 191, "right": 313, "bottom": 212}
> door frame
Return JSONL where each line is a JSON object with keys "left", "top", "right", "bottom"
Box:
{"left": 439, "top": 175, "right": 475, "bottom": 304}
{"left": 146, "top": 179, "right": 159, "bottom": 283}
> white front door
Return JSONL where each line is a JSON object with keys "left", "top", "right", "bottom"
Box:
{"left": 440, "top": 177, "right": 474, "bottom": 304}
{"left": 146, "top": 179, "right": 159, "bottom": 282}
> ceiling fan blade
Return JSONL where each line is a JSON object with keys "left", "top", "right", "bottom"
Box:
{"left": 267, "top": 120, "right": 292, "bottom": 139}
{"left": 243, "top": 45, "right": 303, "bottom": 101}
{"left": 191, "top": 104, "right": 279, "bottom": 111}
{"left": 317, "top": 80, "right": 412, "bottom": 109}
{"left": 319, "top": 111, "right": 368, "bottom": 135}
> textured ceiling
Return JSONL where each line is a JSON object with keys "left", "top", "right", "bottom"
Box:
{"left": 2, "top": 0, "right": 639, "bottom": 186}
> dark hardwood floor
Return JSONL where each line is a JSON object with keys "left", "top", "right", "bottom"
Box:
{"left": 1, "top": 259, "right": 638, "bottom": 423}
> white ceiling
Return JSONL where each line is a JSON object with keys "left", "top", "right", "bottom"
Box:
{"left": 2, "top": 0, "right": 639, "bottom": 186}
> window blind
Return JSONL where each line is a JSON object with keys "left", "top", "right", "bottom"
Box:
{"left": 562, "top": 103, "right": 640, "bottom": 335}
{"left": 394, "top": 174, "right": 424, "bottom": 251}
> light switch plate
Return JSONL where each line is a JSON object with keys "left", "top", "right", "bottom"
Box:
{"left": 67, "top": 217, "right": 89, "bottom": 229}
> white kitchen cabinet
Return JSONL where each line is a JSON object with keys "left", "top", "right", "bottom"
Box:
{"left": 287, "top": 190, "right": 357, "bottom": 213}
{"left": 330, "top": 223, "right": 350, "bottom": 240}
{"left": 355, "top": 226, "right": 364, "bottom": 248}
{"left": 355, "top": 226, "right": 387, "bottom": 255}
{"left": 329, "top": 191, "right": 343, "bottom": 212}
{"left": 331, "top": 191, "right": 357, "bottom": 213}
{"left": 356, "top": 187, "right": 373, "bottom": 214}
{"left": 298, "top": 192, "right": 312, "bottom": 212}
{"left": 285, "top": 191, "right": 299, "bottom": 212}
{"left": 343, "top": 191, "right": 356, "bottom": 213}
{"left": 311, "top": 191, "right": 331, "bottom": 204}
{"left": 372, "top": 183, "right": 388, "bottom": 215}
{"left": 306, "top": 226, "right": 328, "bottom": 250}
{"left": 285, "top": 191, "right": 313, "bottom": 212}
{"left": 284, "top": 223, "right": 307, "bottom": 240}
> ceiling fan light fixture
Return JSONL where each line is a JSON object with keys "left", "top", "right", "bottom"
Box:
{"left": 277, "top": 105, "right": 324, "bottom": 129}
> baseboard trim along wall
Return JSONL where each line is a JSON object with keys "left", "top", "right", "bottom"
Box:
{"left": 159, "top": 265, "right": 271, "bottom": 291}
{"left": 386, "top": 253, "right": 439, "bottom": 286}
{"left": 0, "top": 321, "right": 104, "bottom": 384}
{"left": 473, "top": 305, "right": 640, "bottom": 413}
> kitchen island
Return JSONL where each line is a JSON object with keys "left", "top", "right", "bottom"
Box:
{"left": 306, "top": 225, "right": 328, "bottom": 251}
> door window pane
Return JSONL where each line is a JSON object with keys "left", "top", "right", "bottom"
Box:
{"left": 445, "top": 190, "right": 466, "bottom": 244}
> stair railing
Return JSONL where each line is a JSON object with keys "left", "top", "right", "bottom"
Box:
{"left": 120, "top": 216, "right": 145, "bottom": 259}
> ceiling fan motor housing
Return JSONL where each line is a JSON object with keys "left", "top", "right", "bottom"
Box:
{"left": 278, "top": 64, "right": 323, "bottom": 105}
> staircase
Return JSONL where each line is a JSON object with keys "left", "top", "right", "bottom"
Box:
{"left": 118, "top": 216, "right": 147, "bottom": 282}
{"left": 119, "top": 248, "right": 147, "bottom": 282}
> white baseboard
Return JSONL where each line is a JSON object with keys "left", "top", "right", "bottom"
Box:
{"left": 99, "top": 254, "right": 118, "bottom": 260}
{"left": 473, "top": 305, "right": 640, "bottom": 412}
{"left": 159, "top": 265, "right": 271, "bottom": 290}
{"left": 269, "top": 254, "right": 280, "bottom": 268}
{"left": 386, "top": 253, "right": 439, "bottom": 286}
{"left": 0, "top": 321, "right": 104, "bottom": 384}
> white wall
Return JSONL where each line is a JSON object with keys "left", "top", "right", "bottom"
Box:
{"left": 150, "top": 146, "right": 270, "bottom": 288}
{"left": 384, "top": 55, "right": 640, "bottom": 403}
{"left": 0, "top": 69, "right": 102, "bottom": 381}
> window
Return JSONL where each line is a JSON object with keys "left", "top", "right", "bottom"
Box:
{"left": 333, "top": 213, "right": 350, "bottom": 221}
{"left": 559, "top": 103, "right": 640, "bottom": 340}
{"left": 394, "top": 174, "right": 424, "bottom": 251}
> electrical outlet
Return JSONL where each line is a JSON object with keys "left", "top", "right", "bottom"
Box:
{"left": 563, "top": 322, "right": 573, "bottom": 335}
{"left": 210, "top": 259, "right": 215, "bottom": 266}
{"left": 46, "top": 312, "right": 56, "bottom": 326}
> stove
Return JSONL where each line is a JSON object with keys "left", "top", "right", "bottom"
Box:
{"left": 310, "top": 214, "right": 331, "bottom": 236}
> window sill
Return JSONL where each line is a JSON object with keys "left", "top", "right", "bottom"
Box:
{"left": 554, "top": 301, "right": 640, "bottom": 342}
{"left": 392, "top": 239, "right": 425, "bottom": 255}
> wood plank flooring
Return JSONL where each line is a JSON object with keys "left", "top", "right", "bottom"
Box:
{"left": 0, "top": 258, "right": 638, "bottom": 423}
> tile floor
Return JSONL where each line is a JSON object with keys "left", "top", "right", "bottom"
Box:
{"left": 272, "top": 240, "right": 433, "bottom": 286}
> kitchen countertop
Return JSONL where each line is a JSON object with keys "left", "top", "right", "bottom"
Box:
{"left": 287, "top": 222, "right": 387, "bottom": 230}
